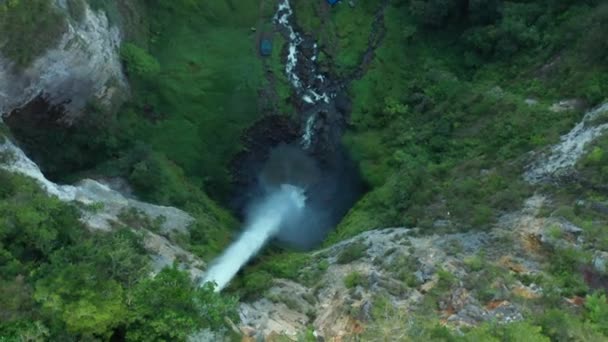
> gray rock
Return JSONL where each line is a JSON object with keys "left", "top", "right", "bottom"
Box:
{"left": 525, "top": 103, "right": 608, "bottom": 183}
{"left": 593, "top": 251, "right": 608, "bottom": 275}
{"left": 549, "top": 99, "right": 586, "bottom": 113}
{"left": 525, "top": 98, "right": 539, "bottom": 106}
{"left": 0, "top": 3, "right": 127, "bottom": 120}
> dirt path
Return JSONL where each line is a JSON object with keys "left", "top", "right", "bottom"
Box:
{"left": 341, "top": 0, "right": 391, "bottom": 85}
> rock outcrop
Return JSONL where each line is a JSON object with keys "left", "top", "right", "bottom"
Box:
{"left": 0, "top": 137, "right": 204, "bottom": 278}
{"left": 525, "top": 102, "right": 608, "bottom": 183}
{"left": 236, "top": 192, "right": 603, "bottom": 340}
{"left": 238, "top": 100, "right": 608, "bottom": 340}
{"left": 0, "top": 3, "right": 127, "bottom": 120}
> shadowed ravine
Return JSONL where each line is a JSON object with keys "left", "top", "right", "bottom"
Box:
{"left": 202, "top": 0, "right": 388, "bottom": 290}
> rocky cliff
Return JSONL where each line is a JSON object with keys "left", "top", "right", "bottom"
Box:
{"left": 237, "top": 102, "right": 608, "bottom": 341}
{"left": 0, "top": 1, "right": 126, "bottom": 120}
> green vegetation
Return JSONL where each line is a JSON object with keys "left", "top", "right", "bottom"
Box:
{"left": 3, "top": 0, "right": 608, "bottom": 340}
{"left": 344, "top": 271, "right": 366, "bottom": 289}
{"left": 332, "top": 0, "right": 608, "bottom": 240}
{"left": 337, "top": 239, "right": 367, "bottom": 264}
{"left": 389, "top": 253, "right": 421, "bottom": 287}
{"left": 121, "top": 0, "right": 264, "bottom": 199}
{"left": 0, "top": 0, "right": 67, "bottom": 68}
{"left": 0, "top": 170, "right": 238, "bottom": 340}
{"left": 120, "top": 43, "right": 160, "bottom": 77}
{"left": 361, "top": 293, "right": 608, "bottom": 341}
{"left": 228, "top": 251, "right": 311, "bottom": 298}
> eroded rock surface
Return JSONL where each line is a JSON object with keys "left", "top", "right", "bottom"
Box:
{"left": 0, "top": 3, "right": 127, "bottom": 120}
{"left": 0, "top": 138, "right": 204, "bottom": 278}
{"left": 525, "top": 102, "right": 608, "bottom": 183}
{"left": 237, "top": 194, "right": 601, "bottom": 340}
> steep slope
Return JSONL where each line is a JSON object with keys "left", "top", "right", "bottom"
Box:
{"left": 0, "top": 1, "right": 127, "bottom": 119}
{"left": 238, "top": 103, "right": 608, "bottom": 340}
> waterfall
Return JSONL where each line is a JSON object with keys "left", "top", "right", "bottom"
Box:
{"left": 274, "top": 0, "right": 334, "bottom": 149}
{"left": 202, "top": 184, "right": 306, "bottom": 291}
{"left": 301, "top": 113, "right": 317, "bottom": 149}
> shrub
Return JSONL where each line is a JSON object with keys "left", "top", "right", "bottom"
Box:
{"left": 464, "top": 253, "right": 485, "bottom": 272}
{"left": 337, "top": 240, "right": 367, "bottom": 264}
{"left": 344, "top": 271, "right": 366, "bottom": 289}
{"left": 262, "top": 253, "right": 310, "bottom": 280}
{"left": 126, "top": 268, "right": 238, "bottom": 341}
{"left": 238, "top": 271, "right": 273, "bottom": 299}
{"left": 585, "top": 292, "right": 608, "bottom": 335}
{"left": 120, "top": 43, "right": 161, "bottom": 78}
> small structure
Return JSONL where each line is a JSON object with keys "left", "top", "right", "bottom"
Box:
{"left": 260, "top": 38, "right": 272, "bottom": 57}
{"left": 327, "top": 0, "right": 340, "bottom": 4}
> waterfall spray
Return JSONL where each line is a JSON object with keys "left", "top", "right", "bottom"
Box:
{"left": 202, "top": 184, "right": 306, "bottom": 291}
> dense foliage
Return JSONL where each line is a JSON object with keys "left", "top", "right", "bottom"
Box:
{"left": 2, "top": 0, "right": 608, "bottom": 340}
{"left": 0, "top": 170, "right": 238, "bottom": 341}
{"left": 326, "top": 0, "right": 608, "bottom": 240}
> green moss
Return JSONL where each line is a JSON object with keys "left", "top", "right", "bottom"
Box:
{"left": 0, "top": 0, "right": 67, "bottom": 68}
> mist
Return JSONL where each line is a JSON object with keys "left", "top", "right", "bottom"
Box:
{"left": 203, "top": 144, "right": 364, "bottom": 290}
{"left": 202, "top": 184, "right": 306, "bottom": 291}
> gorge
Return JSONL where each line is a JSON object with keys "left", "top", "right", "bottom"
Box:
{"left": 1, "top": 0, "right": 608, "bottom": 341}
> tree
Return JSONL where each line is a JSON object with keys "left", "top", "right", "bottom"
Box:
{"left": 120, "top": 43, "right": 161, "bottom": 78}
{"left": 585, "top": 293, "right": 608, "bottom": 335}
{"left": 409, "top": 0, "right": 458, "bottom": 28}
{"left": 34, "top": 265, "right": 128, "bottom": 337}
{"left": 468, "top": 0, "right": 503, "bottom": 25}
{"left": 126, "top": 267, "right": 238, "bottom": 341}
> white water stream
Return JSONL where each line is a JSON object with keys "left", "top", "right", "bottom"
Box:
{"left": 202, "top": 184, "right": 306, "bottom": 291}
{"left": 274, "top": 0, "right": 334, "bottom": 149}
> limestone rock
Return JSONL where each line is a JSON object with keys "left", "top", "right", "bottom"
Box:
{"left": 0, "top": 3, "right": 127, "bottom": 120}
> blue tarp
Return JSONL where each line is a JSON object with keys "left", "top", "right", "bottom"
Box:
{"left": 260, "top": 39, "right": 272, "bottom": 56}
{"left": 327, "top": 0, "right": 339, "bottom": 4}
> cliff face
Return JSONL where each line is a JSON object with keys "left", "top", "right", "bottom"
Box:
{"left": 0, "top": 2, "right": 126, "bottom": 120}
{"left": 0, "top": 137, "right": 206, "bottom": 279}
{"left": 238, "top": 103, "right": 608, "bottom": 341}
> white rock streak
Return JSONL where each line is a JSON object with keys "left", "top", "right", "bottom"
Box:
{"left": 0, "top": 139, "right": 193, "bottom": 233}
{"left": 0, "top": 4, "right": 127, "bottom": 118}
{"left": 525, "top": 103, "right": 608, "bottom": 182}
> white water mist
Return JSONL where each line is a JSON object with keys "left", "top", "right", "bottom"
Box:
{"left": 202, "top": 184, "right": 306, "bottom": 291}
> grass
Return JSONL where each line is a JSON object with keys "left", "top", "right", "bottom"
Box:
{"left": 344, "top": 271, "right": 366, "bottom": 289}
{"left": 329, "top": 0, "right": 383, "bottom": 75}
{"left": 331, "top": 0, "right": 607, "bottom": 240}
{"left": 0, "top": 0, "right": 67, "bottom": 68}
{"left": 122, "top": 0, "right": 265, "bottom": 199}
